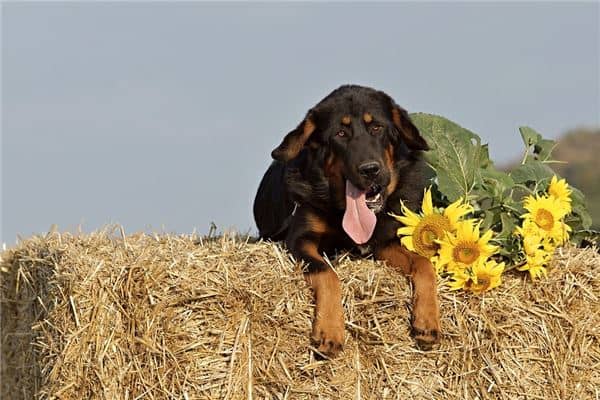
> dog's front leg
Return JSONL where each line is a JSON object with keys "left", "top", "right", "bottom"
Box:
{"left": 288, "top": 232, "right": 344, "bottom": 358}
{"left": 375, "top": 240, "right": 441, "bottom": 348}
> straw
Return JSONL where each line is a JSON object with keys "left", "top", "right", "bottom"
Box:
{"left": 1, "top": 227, "right": 598, "bottom": 399}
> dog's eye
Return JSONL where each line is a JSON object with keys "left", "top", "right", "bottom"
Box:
{"left": 370, "top": 125, "right": 383, "bottom": 134}
{"left": 336, "top": 130, "right": 347, "bottom": 138}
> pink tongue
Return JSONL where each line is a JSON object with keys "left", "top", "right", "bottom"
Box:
{"left": 343, "top": 181, "right": 377, "bottom": 244}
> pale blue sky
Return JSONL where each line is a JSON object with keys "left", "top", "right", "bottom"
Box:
{"left": 2, "top": 2, "right": 599, "bottom": 243}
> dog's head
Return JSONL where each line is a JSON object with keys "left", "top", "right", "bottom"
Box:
{"left": 272, "top": 85, "right": 428, "bottom": 216}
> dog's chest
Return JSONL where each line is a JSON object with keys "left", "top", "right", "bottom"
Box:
{"left": 355, "top": 244, "right": 373, "bottom": 256}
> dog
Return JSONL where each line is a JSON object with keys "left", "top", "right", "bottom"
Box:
{"left": 253, "top": 85, "right": 440, "bottom": 357}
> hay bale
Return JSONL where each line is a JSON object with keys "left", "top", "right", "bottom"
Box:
{"left": 1, "top": 229, "right": 599, "bottom": 399}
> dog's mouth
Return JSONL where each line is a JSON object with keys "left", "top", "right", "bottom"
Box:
{"left": 342, "top": 180, "right": 385, "bottom": 245}
{"left": 365, "top": 183, "right": 384, "bottom": 212}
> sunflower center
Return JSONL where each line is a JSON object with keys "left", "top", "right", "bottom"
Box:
{"left": 473, "top": 274, "right": 491, "bottom": 292}
{"left": 464, "top": 278, "right": 474, "bottom": 289}
{"left": 452, "top": 242, "right": 481, "bottom": 265}
{"left": 534, "top": 209, "right": 554, "bottom": 231}
{"left": 412, "top": 214, "right": 452, "bottom": 257}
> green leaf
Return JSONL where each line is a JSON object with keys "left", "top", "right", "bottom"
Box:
{"left": 510, "top": 160, "right": 555, "bottom": 185}
{"left": 533, "top": 138, "right": 556, "bottom": 161}
{"left": 479, "top": 144, "right": 491, "bottom": 169}
{"left": 570, "top": 186, "right": 586, "bottom": 208}
{"left": 564, "top": 187, "right": 592, "bottom": 229}
{"left": 480, "top": 166, "right": 514, "bottom": 200}
{"left": 572, "top": 204, "right": 592, "bottom": 230}
{"left": 411, "top": 113, "right": 482, "bottom": 202}
{"left": 480, "top": 210, "right": 495, "bottom": 232}
{"left": 519, "top": 126, "right": 542, "bottom": 148}
{"left": 497, "top": 212, "right": 517, "bottom": 240}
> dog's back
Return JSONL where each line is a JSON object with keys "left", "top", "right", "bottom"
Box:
{"left": 253, "top": 161, "right": 295, "bottom": 241}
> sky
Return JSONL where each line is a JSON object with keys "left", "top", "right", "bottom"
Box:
{"left": 2, "top": 2, "right": 599, "bottom": 244}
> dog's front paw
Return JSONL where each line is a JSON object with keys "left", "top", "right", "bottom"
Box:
{"left": 412, "top": 309, "right": 441, "bottom": 350}
{"left": 311, "top": 314, "right": 344, "bottom": 358}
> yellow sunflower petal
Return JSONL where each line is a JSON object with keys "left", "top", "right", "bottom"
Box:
{"left": 470, "top": 260, "right": 504, "bottom": 293}
{"left": 480, "top": 228, "right": 494, "bottom": 244}
{"left": 422, "top": 188, "right": 434, "bottom": 216}
{"left": 548, "top": 175, "right": 572, "bottom": 212}
{"left": 430, "top": 255, "right": 444, "bottom": 275}
{"left": 394, "top": 201, "right": 422, "bottom": 227}
{"left": 401, "top": 235, "right": 415, "bottom": 251}
{"left": 437, "top": 220, "right": 498, "bottom": 270}
{"left": 518, "top": 246, "right": 553, "bottom": 280}
{"left": 444, "top": 197, "right": 474, "bottom": 228}
{"left": 522, "top": 194, "right": 570, "bottom": 242}
{"left": 446, "top": 270, "right": 472, "bottom": 291}
{"left": 396, "top": 226, "right": 416, "bottom": 236}
{"left": 393, "top": 214, "right": 420, "bottom": 228}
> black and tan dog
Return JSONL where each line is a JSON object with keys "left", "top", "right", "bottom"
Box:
{"left": 253, "top": 85, "right": 440, "bottom": 357}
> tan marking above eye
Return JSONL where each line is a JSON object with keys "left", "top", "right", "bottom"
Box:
{"left": 363, "top": 112, "right": 373, "bottom": 123}
{"left": 341, "top": 116, "right": 351, "bottom": 125}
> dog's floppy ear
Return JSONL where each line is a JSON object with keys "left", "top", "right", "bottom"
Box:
{"left": 390, "top": 103, "right": 429, "bottom": 151}
{"left": 271, "top": 114, "right": 316, "bottom": 162}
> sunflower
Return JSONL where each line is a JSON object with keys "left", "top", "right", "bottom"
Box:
{"left": 447, "top": 268, "right": 471, "bottom": 291}
{"left": 522, "top": 194, "right": 570, "bottom": 243}
{"left": 548, "top": 175, "right": 572, "bottom": 213}
{"left": 514, "top": 217, "right": 542, "bottom": 238}
{"left": 522, "top": 230, "right": 544, "bottom": 255}
{"left": 430, "top": 255, "right": 445, "bottom": 275}
{"left": 392, "top": 188, "right": 473, "bottom": 258}
{"left": 469, "top": 260, "right": 505, "bottom": 293}
{"left": 514, "top": 220, "right": 543, "bottom": 254}
{"left": 557, "top": 221, "right": 572, "bottom": 245}
{"left": 517, "top": 248, "right": 553, "bottom": 279}
{"left": 446, "top": 259, "right": 503, "bottom": 293}
{"left": 438, "top": 220, "right": 498, "bottom": 271}
{"left": 515, "top": 220, "right": 557, "bottom": 254}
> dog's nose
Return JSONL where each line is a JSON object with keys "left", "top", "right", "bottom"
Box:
{"left": 358, "top": 161, "right": 381, "bottom": 179}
